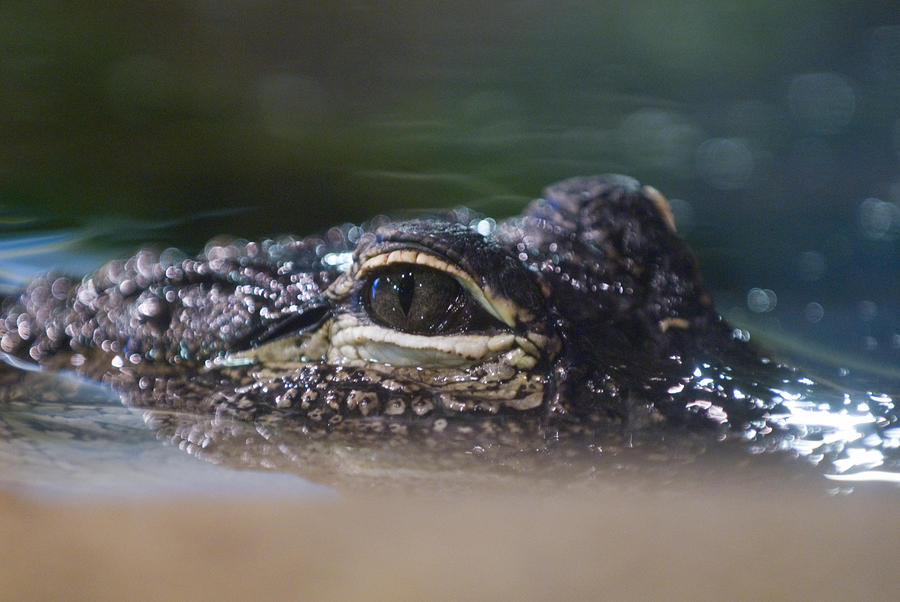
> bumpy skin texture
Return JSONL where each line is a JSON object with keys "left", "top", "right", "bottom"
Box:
{"left": 0, "top": 175, "right": 772, "bottom": 444}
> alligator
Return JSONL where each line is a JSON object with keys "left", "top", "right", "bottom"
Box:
{"left": 0, "top": 175, "right": 894, "bottom": 478}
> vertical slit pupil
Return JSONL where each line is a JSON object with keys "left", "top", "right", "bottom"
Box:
{"left": 397, "top": 271, "right": 415, "bottom": 316}
{"left": 365, "top": 264, "right": 504, "bottom": 334}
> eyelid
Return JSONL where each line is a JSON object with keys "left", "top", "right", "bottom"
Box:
{"left": 357, "top": 250, "right": 515, "bottom": 328}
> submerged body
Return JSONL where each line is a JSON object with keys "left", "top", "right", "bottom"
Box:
{"left": 0, "top": 175, "right": 894, "bottom": 477}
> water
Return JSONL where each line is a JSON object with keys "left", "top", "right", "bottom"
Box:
{"left": 0, "top": 370, "right": 333, "bottom": 499}
{"left": 2, "top": 3, "right": 899, "bottom": 598}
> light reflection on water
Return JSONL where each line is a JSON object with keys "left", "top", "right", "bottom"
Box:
{"left": 774, "top": 393, "right": 898, "bottom": 481}
{"left": 680, "top": 358, "right": 900, "bottom": 486}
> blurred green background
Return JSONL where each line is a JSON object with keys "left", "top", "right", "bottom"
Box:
{"left": 2, "top": 0, "right": 900, "bottom": 371}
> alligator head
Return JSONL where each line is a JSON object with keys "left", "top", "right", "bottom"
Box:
{"left": 0, "top": 175, "right": 800, "bottom": 466}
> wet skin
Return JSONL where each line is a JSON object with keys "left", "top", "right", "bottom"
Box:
{"left": 1, "top": 175, "right": 891, "bottom": 476}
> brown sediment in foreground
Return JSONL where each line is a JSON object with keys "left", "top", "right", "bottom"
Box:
{"left": 1, "top": 480, "right": 897, "bottom": 601}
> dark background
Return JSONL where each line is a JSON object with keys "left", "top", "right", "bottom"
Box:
{"left": 2, "top": 1, "right": 899, "bottom": 373}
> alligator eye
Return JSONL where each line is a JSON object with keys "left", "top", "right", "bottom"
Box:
{"left": 363, "top": 265, "right": 501, "bottom": 334}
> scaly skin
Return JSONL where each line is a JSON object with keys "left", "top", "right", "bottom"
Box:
{"left": 0, "top": 175, "right": 792, "bottom": 456}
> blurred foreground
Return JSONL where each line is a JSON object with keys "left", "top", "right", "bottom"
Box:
{"left": 2, "top": 482, "right": 897, "bottom": 601}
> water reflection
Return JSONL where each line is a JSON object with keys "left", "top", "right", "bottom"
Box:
{"left": 0, "top": 367, "right": 331, "bottom": 498}
{"left": 783, "top": 392, "right": 896, "bottom": 479}
{"left": 3, "top": 344, "right": 897, "bottom": 494}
